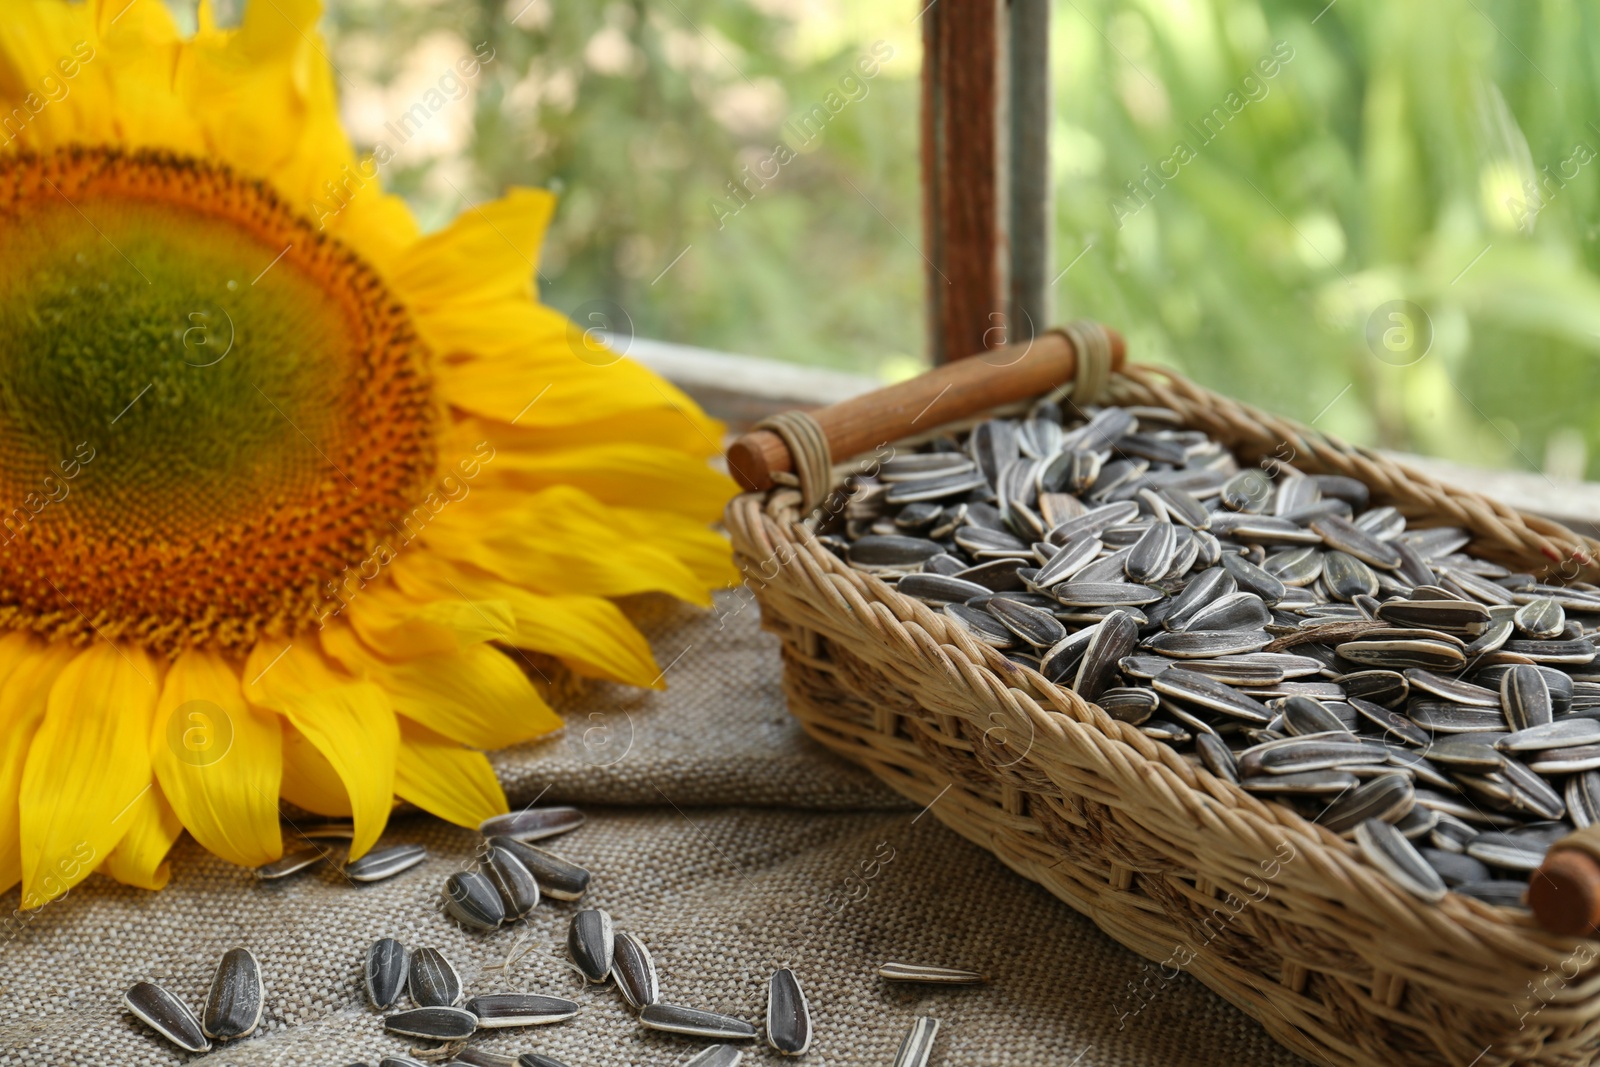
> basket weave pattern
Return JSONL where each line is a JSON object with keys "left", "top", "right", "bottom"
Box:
{"left": 725, "top": 365, "right": 1600, "bottom": 1067}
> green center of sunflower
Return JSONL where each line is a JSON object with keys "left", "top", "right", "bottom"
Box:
{"left": 0, "top": 147, "right": 437, "bottom": 652}
{"left": 0, "top": 197, "right": 355, "bottom": 534}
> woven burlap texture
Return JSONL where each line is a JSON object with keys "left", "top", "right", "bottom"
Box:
{"left": 0, "top": 591, "right": 1306, "bottom": 1066}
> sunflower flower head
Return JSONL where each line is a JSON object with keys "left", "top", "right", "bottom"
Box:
{"left": 0, "top": 0, "right": 736, "bottom": 907}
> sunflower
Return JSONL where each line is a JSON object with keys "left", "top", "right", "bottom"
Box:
{"left": 0, "top": 0, "right": 736, "bottom": 908}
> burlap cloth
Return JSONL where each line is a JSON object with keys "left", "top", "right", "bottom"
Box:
{"left": 0, "top": 591, "right": 1308, "bottom": 1066}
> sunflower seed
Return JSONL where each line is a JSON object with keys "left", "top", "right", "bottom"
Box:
{"left": 125, "top": 982, "right": 210, "bottom": 1053}
{"left": 848, "top": 536, "right": 947, "bottom": 569}
{"left": 201, "top": 947, "right": 262, "bottom": 1041}
{"left": 944, "top": 603, "right": 1016, "bottom": 647}
{"left": 1150, "top": 669, "right": 1271, "bottom": 723}
{"left": 255, "top": 846, "right": 327, "bottom": 880}
{"left": 766, "top": 969, "right": 812, "bottom": 1055}
{"left": 381, "top": 1057, "right": 431, "bottom": 1067}
{"left": 294, "top": 819, "right": 355, "bottom": 840}
{"left": 465, "top": 993, "right": 581, "bottom": 1027}
{"left": 1317, "top": 773, "right": 1414, "bottom": 834}
{"left": 385, "top": 1005, "right": 478, "bottom": 1040}
{"left": 366, "top": 938, "right": 407, "bottom": 1010}
{"left": 681, "top": 1048, "right": 744, "bottom": 1067}
{"left": 568, "top": 908, "right": 614, "bottom": 982}
{"left": 1097, "top": 686, "right": 1161, "bottom": 723}
{"left": 1281, "top": 697, "right": 1351, "bottom": 737}
{"left": 1407, "top": 702, "right": 1508, "bottom": 734}
{"left": 1514, "top": 597, "right": 1566, "bottom": 638}
{"left": 1569, "top": 772, "right": 1600, "bottom": 827}
{"left": 485, "top": 844, "right": 541, "bottom": 918}
{"left": 445, "top": 870, "right": 505, "bottom": 930}
{"left": 1455, "top": 880, "right": 1529, "bottom": 908}
{"left": 1220, "top": 551, "right": 1287, "bottom": 604}
{"left": 1263, "top": 547, "right": 1324, "bottom": 587}
{"left": 1336, "top": 639, "right": 1465, "bottom": 671}
{"left": 1419, "top": 848, "right": 1490, "bottom": 886}
{"left": 489, "top": 844, "right": 598, "bottom": 902}
{"left": 1502, "top": 639, "right": 1597, "bottom": 665}
{"left": 1241, "top": 770, "right": 1359, "bottom": 794}
{"left": 519, "top": 1056, "right": 579, "bottom": 1067}
{"left": 1404, "top": 669, "right": 1499, "bottom": 707}
{"left": 1247, "top": 738, "right": 1388, "bottom": 775}
{"left": 1499, "top": 718, "right": 1600, "bottom": 751}
{"left": 1183, "top": 592, "right": 1272, "bottom": 632}
{"left": 1355, "top": 818, "right": 1445, "bottom": 901}
{"left": 896, "top": 573, "right": 994, "bottom": 604}
{"left": 987, "top": 597, "right": 1067, "bottom": 647}
{"left": 613, "top": 931, "right": 660, "bottom": 1010}
{"left": 1125, "top": 521, "right": 1176, "bottom": 583}
{"left": 1337, "top": 668, "right": 1410, "bottom": 705}
{"left": 1373, "top": 599, "right": 1489, "bottom": 634}
{"left": 884, "top": 470, "right": 990, "bottom": 505}
{"left": 1073, "top": 610, "right": 1139, "bottom": 702}
{"left": 1145, "top": 629, "right": 1273, "bottom": 659}
{"left": 1421, "top": 738, "right": 1503, "bottom": 773}
{"left": 1348, "top": 698, "right": 1429, "bottom": 746}
{"left": 409, "top": 947, "right": 462, "bottom": 1007}
{"left": 346, "top": 843, "right": 428, "bottom": 883}
{"left": 1501, "top": 664, "right": 1554, "bottom": 731}
{"left": 1526, "top": 744, "right": 1600, "bottom": 775}
{"left": 454, "top": 1050, "right": 521, "bottom": 1067}
{"left": 641, "top": 1003, "right": 758, "bottom": 1040}
{"left": 1465, "top": 831, "right": 1549, "bottom": 871}
{"left": 1031, "top": 535, "right": 1102, "bottom": 587}
{"left": 1052, "top": 580, "right": 1166, "bottom": 608}
{"left": 1310, "top": 516, "right": 1401, "bottom": 569}
{"left": 877, "top": 962, "right": 988, "bottom": 983}
{"left": 891, "top": 1016, "right": 941, "bottom": 1067}
{"left": 480, "top": 806, "right": 586, "bottom": 843}
{"left": 1196, "top": 732, "right": 1239, "bottom": 783}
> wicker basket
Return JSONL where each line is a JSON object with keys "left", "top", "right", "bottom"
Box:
{"left": 725, "top": 361, "right": 1600, "bottom": 1067}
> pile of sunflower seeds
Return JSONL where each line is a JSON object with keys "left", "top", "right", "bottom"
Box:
{"left": 131, "top": 805, "right": 998, "bottom": 1063}
{"left": 825, "top": 401, "right": 1600, "bottom": 909}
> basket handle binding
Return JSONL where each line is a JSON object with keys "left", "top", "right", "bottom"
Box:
{"left": 727, "top": 321, "right": 1126, "bottom": 509}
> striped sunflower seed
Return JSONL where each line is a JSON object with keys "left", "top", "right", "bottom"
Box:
{"left": 1281, "top": 696, "right": 1351, "bottom": 737}
{"left": 1498, "top": 718, "right": 1600, "bottom": 752}
{"left": 1374, "top": 598, "right": 1489, "bottom": 634}
{"left": 444, "top": 870, "right": 505, "bottom": 931}
{"left": 1097, "top": 686, "right": 1160, "bottom": 724}
{"left": 366, "top": 938, "right": 407, "bottom": 1010}
{"left": 409, "top": 946, "right": 462, "bottom": 1007}
{"left": 1073, "top": 610, "right": 1139, "bottom": 702}
{"left": 485, "top": 844, "right": 541, "bottom": 919}
{"left": 1455, "top": 880, "right": 1529, "bottom": 908}
{"left": 896, "top": 573, "right": 994, "bottom": 605}
{"left": 1421, "top": 738, "right": 1502, "bottom": 773}
{"left": 681, "top": 1048, "right": 745, "bottom": 1067}
{"left": 1419, "top": 848, "right": 1490, "bottom": 886}
{"left": 125, "top": 982, "right": 210, "bottom": 1053}
{"left": 1355, "top": 818, "right": 1446, "bottom": 902}
{"left": 1317, "top": 773, "right": 1414, "bottom": 835}
{"left": 202, "top": 947, "right": 263, "bottom": 1041}
{"left": 479, "top": 806, "right": 585, "bottom": 843}
{"left": 877, "top": 962, "right": 987, "bottom": 984}
{"left": 1514, "top": 597, "right": 1566, "bottom": 639}
{"left": 987, "top": 597, "right": 1067, "bottom": 648}
{"left": 766, "top": 968, "right": 812, "bottom": 1055}
{"left": 464, "top": 993, "right": 581, "bottom": 1027}
{"left": 486, "top": 838, "right": 595, "bottom": 908}
{"left": 1502, "top": 664, "right": 1553, "bottom": 730}
{"left": 891, "top": 1016, "right": 941, "bottom": 1067}
{"left": 255, "top": 845, "right": 327, "bottom": 880}
{"left": 568, "top": 908, "right": 615, "bottom": 983}
{"left": 1150, "top": 668, "right": 1271, "bottom": 723}
{"left": 1183, "top": 592, "right": 1272, "bottom": 632}
{"left": 1240, "top": 770, "right": 1359, "bottom": 794}
{"left": 1196, "top": 732, "right": 1239, "bottom": 784}
{"left": 1144, "top": 629, "right": 1273, "bottom": 659}
{"left": 1126, "top": 521, "right": 1177, "bottom": 583}
{"left": 1053, "top": 581, "right": 1165, "bottom": 607}
{"left": 613, "top": 931, "right": 660, "bottom": 1011}
{"left": 1335, "top": 639, "right": 1465, "bottom": 671}
{"left": 1568, "top": 772, "right": 1600, "bottom": 827}
{"left": 1220, "top": 551, "right": 1286, "bottom": 605}
{"left": 520, "top": 1055, "right": 580, "bottom": 1067}
{"left": 345, "top": 843, "right": 428, "bottom": 883}
{"left": 641, "top": 1003, "right": 758, "bottom": 1040}
{"left": 1464, "top": 831, "right": 1549, "bottom": 871}
{"left": 1407, "top": 702, "right": 1508, "bottom": 734}
{"left": 384, "top": 1005, "right": 478, "bottom": 1040}
{"left": 1404, "top": 669, "right": 1499, "bottom": 708}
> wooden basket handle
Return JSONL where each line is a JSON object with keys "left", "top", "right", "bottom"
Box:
{"left": 726, "top": 321, "right": 1126, "bottom": 500}
{"left": 1530, "top": 827, "right": 1600, "bottom": 935}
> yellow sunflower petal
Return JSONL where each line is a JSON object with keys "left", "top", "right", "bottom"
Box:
{"left": 453, "top": 408, "right": 721, "bottom": 461}
{"left": 279, "top": 721, "right": 352, "bottom": 818}
{"left": 0, "top": 637, "right": 73, "bottom": 895}
{"left": 610, "top": 504, "right": 742, "bottom": 590}
{"left": 320, "top": 624, "right": 563, "bottom": 749}
{"left": 394, "top": 187, "right": 552, "bottom": 308}
{"left": 391, "top": 555, "right": 661, "bottom": 688}
{"left": 395, "top": 718, "right": 507, "bottom": 828}
{"left": 0, "top": 3, "right": 114, "bottom": 150}
{"left": 426, "top": 486, "right": 712, "bottom": 605}
{"left": 243, "top": 642, "right": 396, "bottom": 860}
{"left": 18, "top": 642, "right": 160, "bottom": 904}
{"left": 151, "top": 650, "right": 283, "bottom": 868}
{"left": 101, "top": 783, "right": 183, "bottom": 891}
{"left": 483, "top": 442, "right": 737, "bottom": 519}
{"left": 344, "top": 583, "right": 515, "bottom": 659}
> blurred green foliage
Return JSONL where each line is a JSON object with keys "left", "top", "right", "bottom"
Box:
{"left": 217, "top": 0, "right": 1600, "bottom": 478}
